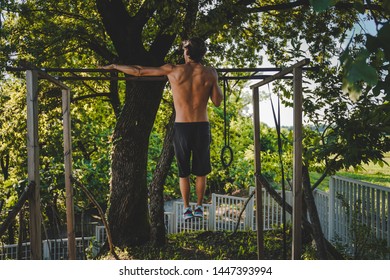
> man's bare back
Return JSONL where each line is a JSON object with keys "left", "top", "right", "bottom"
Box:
{"left": 167, "top": 62, "right": 222, "bottom": 122}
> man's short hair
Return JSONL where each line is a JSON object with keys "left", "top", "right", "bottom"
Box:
{"left": 182, "top": 37, "right": 207, "bottom": 62}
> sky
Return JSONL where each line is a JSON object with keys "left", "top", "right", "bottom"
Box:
{"left": 244, "top": 55, "right": 296, "bottom": 128}
{"left": 247, "top": 16, "right": 378, "bottom": 128}
{"left": 259, "top": 90, "right": 295, "bottom": 128}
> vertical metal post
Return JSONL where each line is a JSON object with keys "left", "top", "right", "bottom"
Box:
{"left": 292, "top": 67, "right": 303, "bottom": 259}
{"left": 26, "top": 70, "right": 42, "bottom": 260}
{"left": 62, "top": 89, "right": 75, "bottom": 260}
{"left": 252, "top": 87, "right": 264, "bottom": 259}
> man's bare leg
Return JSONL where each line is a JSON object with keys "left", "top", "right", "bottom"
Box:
{"left": 180, "top": 176, "right": 191, "bottom": 208}
{"left": 195, "top": 175, "right": 207, "bottom": 206}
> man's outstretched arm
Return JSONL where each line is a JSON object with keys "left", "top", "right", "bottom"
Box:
{"left": 100, "top": 63, "right": 173, "bottom": 77}
{"left": 210, "top": 68, "right": 223, "bottom": 107}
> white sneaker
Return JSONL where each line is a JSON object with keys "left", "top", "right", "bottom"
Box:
{"left": 194, "top": 205, "right": 204, "bottom": 218}
{"left": 183, "top": 207, "right": 193, "bottom": 220}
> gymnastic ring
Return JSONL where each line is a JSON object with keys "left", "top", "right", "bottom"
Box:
{"left": 220, "top": 145, "right": 233, "bottom": 168}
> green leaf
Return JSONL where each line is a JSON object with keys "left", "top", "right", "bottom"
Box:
{"left": 347, "top": 60, "right": 378, "bottom": 86}
{"left": 377, "top": 23, "right": 390, "bottom": 42}
{"left": 384, "top": 0, "right": 390, "bottom": 12}
{"left": 309, "top": 0, "right": 334, "bottom": 12}
{"left": 377, "top": 23, "right": 390, "bottom": 59}
{"left": 365, "top": 34, "right": 379, "bottom": 52}
{"left": 340, "top": 48, "right": 350, "bottom": 65}
{"left": 353, "top": 1, "right": 365, "bottom": 13}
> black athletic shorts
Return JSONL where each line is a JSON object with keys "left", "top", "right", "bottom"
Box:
{"left": 173, "top": 122, "right": 212, "bottom": 178}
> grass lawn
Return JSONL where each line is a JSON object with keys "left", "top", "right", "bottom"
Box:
{"left": 100, "top": 228, "right": 314, "bottom": 260}
{"left": 310, "top": 152, "right": 390, "bottom": 191}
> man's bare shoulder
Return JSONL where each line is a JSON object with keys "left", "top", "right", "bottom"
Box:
{"left": 161, "top": 63, "right": 175, "bottom": 70}
{"left": 204, "top": 65, "right": 216, "bottom": 71}
{"left": 203, "top": 66, "right": 218, "bottom": 79}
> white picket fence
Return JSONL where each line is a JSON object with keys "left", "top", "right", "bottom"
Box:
{"left": 1, "top": 176, "right": 389, "bottom": 259}
{"left": 163, "top": 176, "right": 390, "bottom": 253}
{"left": 0, "top": 237, "right": 93, "bottom": 260}
{"left": 163, "top": 188, "right": 292, "bottom": 234}
{"left": 327, "top": 176, "right": 390, "bottom": 247}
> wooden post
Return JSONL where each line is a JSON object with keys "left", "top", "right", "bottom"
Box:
{"left": 26, "top": 70, "right": 42, "bottom": 260}
{"left": 249, "top": 59, "right": 309, "bottom": 260}
{"left": 62, "top": 89, "right": 76, "bottom": 260}
{"left": 292, "top": 67, "right": 303, "bottom": 259}
{"left": 252, "top": 86, "right": 264, "bottom": 259}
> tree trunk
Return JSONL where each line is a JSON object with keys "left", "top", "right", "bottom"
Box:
{"left": 108, "top": 82, "right": 164, "bottom": 247}
{"left": 302, "top": 165, "right": 328, "bottom": 259}
{"left": 149, "top": 111, "right": 175, "bottom": 246}
{"left": 256, "top": 173, "right": 344, "bottom": 259}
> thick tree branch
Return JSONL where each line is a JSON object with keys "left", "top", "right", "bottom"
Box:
{"left": 0, "top": 182, "right": 34, "bottom": 238}
{"left": 96, "top": 0, "right": 145, "bottom": 62}
{"left": 232, "top": 189, "right": 255, "bottom": 235}
{"left": 133, "top": 0, "right": 159, "bottom": 29}
{"left": 96, "top": 0, "right": 131, "bottom": 42}
{"left": 181, "top": 0, "right": 200, "bottom": 39}
{"left": 72, "top": 177, "right": 119, "bottom": 260}
{"left": 149, "top": 13, "right": 177, "bottom": 64}
{"left": 83, "top": 38, "right": 118, "bottom": 63}
{"left": 249, "top": 0, "right": 309, "bottom": 13}
{"left": 71, "top": 93, "right": 110, "bottom": 102}
{"left": 335, "top": 1, "right": 386, "bottom": 14}
{"left": 249, "top": 0, "right": 385, "bottom": 14}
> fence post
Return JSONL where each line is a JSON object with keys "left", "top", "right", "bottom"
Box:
{"left": 173, "top": 202, "right": 178, "bottom": 234}
{"left": 328, "top": 176, "right": 335, "bottom": 241}
{"left": 42, "top": 240, "right": 50, "bottom": 260}
{"left": 210, "top": 193, "right": 216, "bottom": 231}
{"left": 168, "top": 213, "right": 174, "bottom": 234}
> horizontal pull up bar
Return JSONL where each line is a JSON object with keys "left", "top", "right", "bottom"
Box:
{"left": 6, "top": 61, "right": 315, "bottom": 83}
{"left": 6, "top": 67, "right": 296, "bottom": 82}
{"left": 6, "top": 65, "right": 317, "bottom": 74}
{"left": 51, "top": 75, "right": 293, "bottom": 81}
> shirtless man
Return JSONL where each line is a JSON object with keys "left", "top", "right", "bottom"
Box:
{"left": 101, "top": 38, "right": 223, "bottom": 220}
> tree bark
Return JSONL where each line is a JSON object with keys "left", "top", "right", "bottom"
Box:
{"left": 108, "top": 82, "right": 164, "bottom": 247}
{"left": 109, "top": 72, "right": 121, "bottom": 118}
{"left": 96, "top": 0, "right": 174, "bottom": 247}
{"left": 302, "top": 165, "right": 328, "bottom": 259}
{"left": 149, "top": 111, "right": 175, "bottom": 246}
